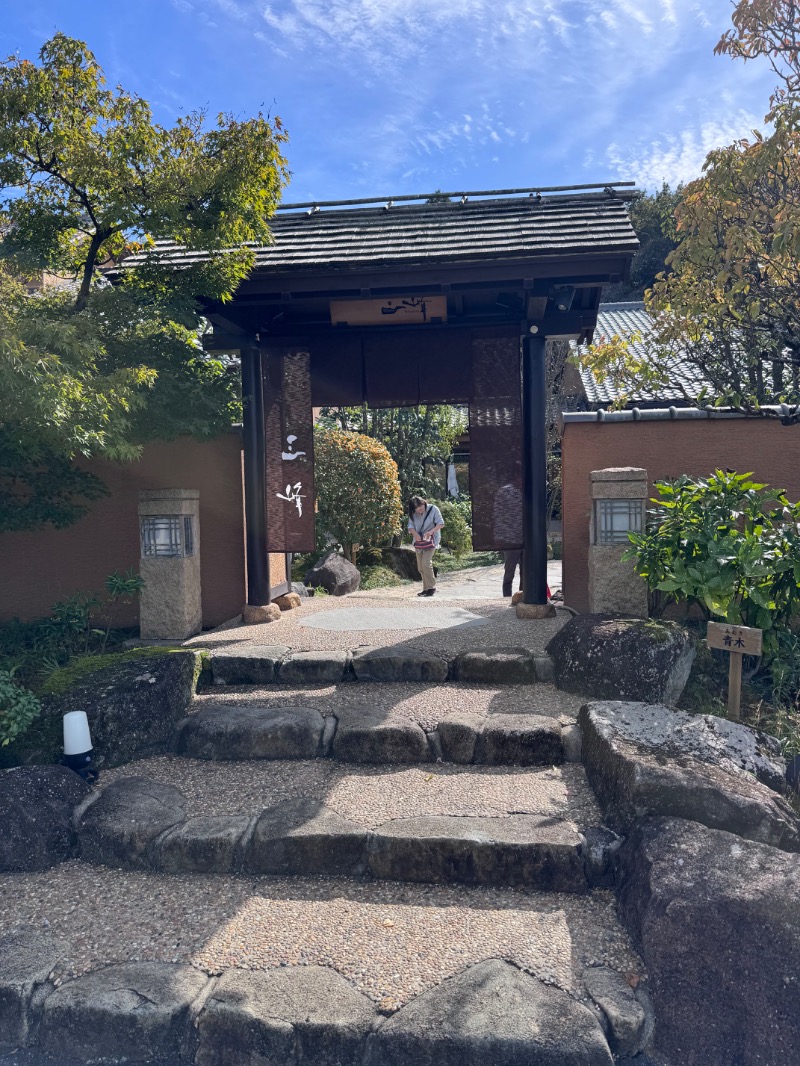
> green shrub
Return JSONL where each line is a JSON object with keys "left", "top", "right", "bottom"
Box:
{"left": 625, "top": 470, "right": 800, "bottom": 654}
{"left": 432, "top": 500, "right": 472, "bottom": 558}
{"left": 0, "top": 669, "right": 41, "bottom": 747}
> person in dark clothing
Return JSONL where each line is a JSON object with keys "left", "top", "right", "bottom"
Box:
{"left": 502, "top": 549, "right": 522, "bottom": 597}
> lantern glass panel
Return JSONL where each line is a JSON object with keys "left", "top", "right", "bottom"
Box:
{"left": 596, "top": 499, "right": 644, "bottom": 545}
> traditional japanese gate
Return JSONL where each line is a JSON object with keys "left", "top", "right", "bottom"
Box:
{"left": 200, "top": 184, "right": 638, "bottom": 610}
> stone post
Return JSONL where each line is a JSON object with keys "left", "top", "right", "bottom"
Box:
{"left": 588, "top": 468, "right": 648, "bottom": 617}
{"left": 138, "top": 489, "right": 202, "bottom": 639}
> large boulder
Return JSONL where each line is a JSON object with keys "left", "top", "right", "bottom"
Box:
{"left": 305, "top": 550, "right": 361, "bottom": 596}
{"left": 618, "top": 817, "right": 800, "bottom": 1066}
{"left": 546, "top": 616, "right": 695, "bottom": 704}
{"left": 363, "top": 959, "right": 613, "bottom": 1066}
{"left": 35, "top": 651, "right": 202, "bottom": 768}
{"left": 579, "top": 701, "right": 799, "bottom": 850}
{"left": 0, "top": 766, "right": 90, "bottom": 872}
{"left": 382, "top": 546, "right": 421, "bottom": 581}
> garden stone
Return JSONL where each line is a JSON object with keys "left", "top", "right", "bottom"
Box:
{"left": 475, "top": 714, "right": 563, "bottom": 766}
{"left": 242, "top": 603, "right": 280, "bottom": 624}
{"left": 274, "top": 592, "right": 302, "bottom": 610}
{"left": 363, "top": 958, "right": 613, "bottom": 1066}
{"left": 279, "top": 651, "right": 351, "bottom": 684}
{"left": 451, "top": 648, "right": 538, "bottom": 684}
{"left": 583, "top": 966, "right": 653, "bottom": 1057}
{"left": 210, "top": 645, "right": 289, "bottom": 685}
{"left": 581, "top": 826, "right": 623, "bottom": 889}
{"left": 618, "top": 817, "right": 800, "bottom": 1066}
{"left": 368, "top": 814, "right": 587, "bottom": 891}
{"left": 351, "top": 646, "right": 448, "bottom": 683}
{"left": 155, "top": 815, "right": 252, "bottom": 874}
{"left": 331, "top": 707, "right": 431, "bottom": 764}
{"left": 37, "top": 651, "right": 202, "bottom": 768}
{"left": 534, "top": 655, "right": 556, "bottom": 682}
{"left": 245, "top": 798, "right": 369, "bottom": 877}
{"left": 38, "top": 962, "right": 208, "bottom": 1063}
{"left": 437, "top": 712, "right": 483, "bottom": 764}
{"left": 305, "top": 550, "right": 361, "bottom": 595}
{"left": 77, "top": 777, "right": 187, "bottom": 870}
{"left": 0, "top": 926, "right": 66, "bottom": 1047}
{"left": 580, "top": 702, "right": 800, "bottom": 850}
{"left": 175, "top": 704, "right": 325, "bottom": 761}
{"left": 547, "top": 616, "right": 695, "bottom": 704}
{"left": 381, "top": 545, "right": 421, "bottom": 581}
{"left": 195, "top": 966, "right": 376, "bottom": 1066}
{"left": 0, "top": 766, "right": 90, "bottom": 872}
{"left": 291, "top": 581, "right": 310, "bottom": 597}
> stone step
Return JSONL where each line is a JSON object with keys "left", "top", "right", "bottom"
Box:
{"left": 1, "top": 868, "right": 649, "bottom": 1064}
{"left": 74, "top": 766, "right": 600, "bottom": 892}
{"left": 209, "top": 643, "right": 555, "bottom": 686}
{"left": 173, "top": 697, "right": 571, "bottom": 767}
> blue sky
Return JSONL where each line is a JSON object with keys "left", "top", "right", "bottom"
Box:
{"left": 2, "top": 0, "right": 777, "bottom": 203}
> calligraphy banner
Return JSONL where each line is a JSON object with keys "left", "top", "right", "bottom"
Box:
{"left": 469, "top": 327, "right": 523, "bottom": 551}
{"left": 264, "top": 347, "right": 316, "bottom": 552}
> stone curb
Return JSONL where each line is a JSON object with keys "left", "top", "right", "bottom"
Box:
{"left": 171, "top": 704, "right": 565, "bottom": 768}
{"left": 75, "top": 779, "right": 589, "bottom": 892}
{"left": 0, "top": 956, "right": 615, "bottom": 1066}
{"left": 209, "top": 646, "right": 556, "bottom": 686}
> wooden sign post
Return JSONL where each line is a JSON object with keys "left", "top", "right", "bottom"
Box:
{"left": 706, "top": 622, "right": 763, "bottom": 722}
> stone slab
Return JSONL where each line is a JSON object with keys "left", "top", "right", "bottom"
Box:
{"left": 437, "top": 712, "right": 483, "bottom": 764}
{"left": 351, "top": 647, "right": 449, "bottom": 683}
{"left": 368, "top": 815, "right": 587, "bottom": 892}
{"left": 475, "top": 714, "right": 563, "bottom": 766}
{"left": 332, "top": 707, "right": 431, "bottom": 764}
{"left": 210, "top": 645, "right": 289, "bottom": 685}
{"left": 38, "top": 962, "right": 208, "bottom": 1063}
{"left": 176, "top": 705, "right": 325, "bottom": 761}
{"left": 363, "top": 959, "right": 613, "bottom": 1066}
{"left": 0, "top": 927, "right": 66, "bottom": 1048}
{"left": 242, "top": 603, "right": 281, "bottom": 624}
{"left": 516, "top": 602, "right": 557, "bottom": 619}
{"left": 580, "top": 702, "right": 800, "bottom": 851}
{"left": 278, "top": 651, "right": 352, "bottom": 684}
{"left": 77, "top": 777, "right": 187, "bottom": 870}
{"left": 195, "top": 966, "right": 376, "bottom": 1066}
{"left": 451, "top": 648, "right": 538, "bottom": 684}
{"left": 246, "top": 798, "right": 370, "bottom": 877}
{"left": 155, "top": 815, "right": 252, "bottom": 874}
{"left": 618, "top": 817, "right": 800, "bottom": 1066}
{"left": 583, "top": 965, "right": 653, "bottom": 1057}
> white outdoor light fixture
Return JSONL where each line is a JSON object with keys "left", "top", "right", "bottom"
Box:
{"left": 593, "top": 497, "right": 645, "bottom": 545}
{"left": 62, "top": 711, "right": 98, "bottom": 781}
{"left": 140, "top": 515, "right": 195, "bottom": 558}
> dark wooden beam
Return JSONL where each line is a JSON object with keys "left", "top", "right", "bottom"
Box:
{"left": 521, "top": 334, "right": 548, "bottom": 605}
{"left": 240, "top": 344, "right": 270, "bottom": 606}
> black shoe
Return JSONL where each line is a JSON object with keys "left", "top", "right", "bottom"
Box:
{"left": 417, "top": 589, "right": 428, "bottom": 597}
{"left": 424, "top": 588, "right": 436, "bottom": 596}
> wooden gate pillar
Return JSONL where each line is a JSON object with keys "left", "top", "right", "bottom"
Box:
{"left": 520, "top": 332, "right": 551, "bottom": 610}
{"left": 241, "top": 342, "right": 271, "bottom": 606}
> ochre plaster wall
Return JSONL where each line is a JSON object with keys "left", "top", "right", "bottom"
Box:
{"left": 562, "top": 418, "right": 800, "bottom": 614}
{"left": 0, "top": 433, "right": 245, "bottom": 628}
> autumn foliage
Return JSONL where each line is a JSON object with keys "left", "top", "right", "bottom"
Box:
{"left": 314, "top": 427, "right": 404, "bottom": 563}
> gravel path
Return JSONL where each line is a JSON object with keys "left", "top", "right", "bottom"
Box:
{"left": 193, "top": 681, "right": 585, "bottom": 732}
{"left": 0, "top": 866, "right": 643, "bottom": 1011}
{"left": 102, "top": 757, "right": 602, "bottom": 828}
{"left": 186, "top": 592, "right": 569, "bottom": 656}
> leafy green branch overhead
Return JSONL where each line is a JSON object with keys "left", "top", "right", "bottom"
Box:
{"left": 0, "top": 33, "right": 289, "bottom": 530}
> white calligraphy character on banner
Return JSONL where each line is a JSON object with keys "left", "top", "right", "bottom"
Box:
{"left": 277, "top": 482, "right": 305, "bottom": 517}
{"left": 281, "top": 435, "right": 306, "bottom": 461}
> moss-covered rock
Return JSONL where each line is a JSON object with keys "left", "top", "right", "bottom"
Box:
{"left": 2, "top": 649, "right": 203, "bottom": 769}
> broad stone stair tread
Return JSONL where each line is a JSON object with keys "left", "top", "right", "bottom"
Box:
{"left": 77, "top": 774, "right": 596, "bottom": 890}
{"left": 191, "top": 681, "right": 586, "bottom": 733}
{"left": 175, "top": 704, "right": 326, "bottom": 760}
{"left": 1, "top": 864, "right": 643, "bottom": 1039}
{"left": 102, "top": 757, "right": 602, "bottom": 829}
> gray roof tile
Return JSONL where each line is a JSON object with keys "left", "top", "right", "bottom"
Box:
{"left": 127, "top": 191, "right": 638, "bottom": 276}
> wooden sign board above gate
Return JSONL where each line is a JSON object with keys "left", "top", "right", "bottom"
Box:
{"left": 330, "top": 295, "right": 447, "bottom": 326}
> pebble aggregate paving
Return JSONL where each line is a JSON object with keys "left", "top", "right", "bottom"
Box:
{"left": 102, "top": 756, "right": 602, "bottom": 828}
{"left": 0, "top": 866, "right": 643, "bottom": 1011}
{"left": 192, "top": 681, "right": 585, "bottom": 732}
